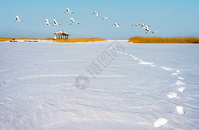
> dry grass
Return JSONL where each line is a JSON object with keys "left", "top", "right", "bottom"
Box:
{"left": 0, "top": 37, "right": 106, "bottom": 43}
{"left": 54, "top": 38, "right": 106, "bottom": 43}
{"left": 0, "top": 38, "right": 52, "bottom": 42}
{"left": 0, "top": 38, "right": 12, "bottom": 42}
{"left": 128, "top": 36, "right": 199, "bottom": 43}
{"left": 18, "top": 38, "right": 52, "bottom": 41}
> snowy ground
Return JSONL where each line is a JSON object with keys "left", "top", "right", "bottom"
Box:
{"left": 0, "top": 41, "right": 199, "bottom": 129}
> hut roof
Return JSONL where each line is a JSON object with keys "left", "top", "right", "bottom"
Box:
{"left": 54, "top": 31, "right": 70, "bottom": 35}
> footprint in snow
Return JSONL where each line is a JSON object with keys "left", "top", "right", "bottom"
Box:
{"left": 178, "top": 87, "right": 185, "bottom": 92}
{"left": 154, "top": 118, "right": 168, "bottom": 128}
{"left": 175, "top": 80, "right": 186, "bottom": 85}
{"left": 167, "top": 92, "right": 177, "bottom": 98}
{"left": 172, "top": 73, "right": 178, "bottom": 76}
{"left": 176, "top": 106, "right": 184, "bottom": 115}
{"left": 178, "top": 77, "right": 184, "bottom": 80}
{"left": 0, "top": 81, "right": 6, "bottom": 86}
{"left": 130, "top": 55, "right": 135, "bottom": 58}
{"left": 138, "top": 61, "right": 155, "bottom": 66}
{"left": 161, "top": 66, "right": 173, "bottom": 71}
{"left": 172, "top": 70, "right": 180, "bottom": 76}
{"left": 5, "top": 98, "right": 13, "bottom": 101}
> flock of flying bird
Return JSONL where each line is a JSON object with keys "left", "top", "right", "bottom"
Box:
{"left": 14, "top": 8, "right": 155, "bottom": 34}
{"left": 132, "top": 23, "right": 154, "bottom": 33}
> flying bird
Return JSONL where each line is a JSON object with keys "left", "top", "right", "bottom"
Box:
{"left": 93, "top": 11, "right": 99, "bottom": 16}
{"left": 132, "top": 23, "right": 154, "bottom": 33}
{"left": 113, "top": 23, "right": 119, "bottom": 28}
{"left": 44, "top": 19, "right": 51, "bottom": 26}
{"left": 142, "top": 25, "right": 150, "bottom": 30}
{"left": 14, "top": 16, "right": 23, "bottom": 22}
{"left": 69, "top": 18, "right": 80, "bottom": 25}
{"left": 103, "top": 17, "right": 110, "bottom": 21}
{"left": 139, "top": 23, "right": 145, "bottom": 27}
{"left": 142, "top": 24, "right": 150, "bottom": 29}
{"left": 145, "top": 29, "right": 154, "bottom": 33}
{"left": 132, "top": 24, "right": 140, "bottom": 26}
{"left": 53, "top": 19, "right": 61, "bottom": 26}
{"left": 64, "top": 8, "right": 74, "bottom": 14}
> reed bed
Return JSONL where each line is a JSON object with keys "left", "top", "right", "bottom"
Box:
{"left": 0, "top": 38, "right": 52, "bottom": 42}
{"left": 0, "top": 38, "right": 12, "bottom": 42}
{"left": 0, "top": 37, "right": 106, "bottom": 43}
{"left": 54, "top": 38, "right": 106, "bottom": 43}
{"left": 128, "top": 36, "right": 199, "bottom": 43}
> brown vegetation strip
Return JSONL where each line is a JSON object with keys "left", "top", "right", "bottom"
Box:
{"left": 54, "top": 38, "right": 106, "bottom": 43}
{"left": 128, "top": 36, "right": 199, "bottom": 43}
{"left": 0, "top": 38, "right": 52, "bottom": 42}
{"left": 0, "top": 38, "right": 106, "bottom": 43}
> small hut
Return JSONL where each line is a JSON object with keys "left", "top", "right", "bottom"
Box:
{"left": 54, "top": 31, "right": 70, "bottom": 39}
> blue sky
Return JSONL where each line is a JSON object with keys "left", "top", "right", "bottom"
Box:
{"left": 0, "top": 0, "right": 199, "bottom": 39}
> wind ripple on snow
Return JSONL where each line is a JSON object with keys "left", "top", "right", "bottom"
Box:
{"left": 16, "top": 74, "right": 127, "bottom": 80}
{"left": 17, "top": 74, "right": 76, "bottom": 80}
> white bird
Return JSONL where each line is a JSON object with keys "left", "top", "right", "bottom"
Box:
{"left": 113, "top": 23, "right": 119, "bottom": 28}
{"left": 132, "top": 23, "right": 155, "bottom": 33}
{"left": 138, "top": 23, "right": 145, "bottom": 27}
{"left": 64, "top": 8, "right": 73, "bottom": 14}
{"left": 142, "top": 24, "right": 150, "bottom": 27}
{"left": 70, "top": 18, "right": 80, "bottom": 25}
{"left": 132, "top": 24, "right": 140, "bottom": 26}
{"left": 103, "top": 17, "right": 110, "bottom": 21}
{"left": 132, "top": 23, "right": 150, "bottom": 28}
{"left": 141, "top": 24, "right": 154, "bottom": 33}
{"left": 93, "top": 11, "right": 99, "bottom": 16}
{"left": 142, "top": 24, "right": 150, "bottom": 30}
{"left": 53, "top": 19, "right": 61, "bottom": 26}
{"left": 143, "top": 25, "right": 154, "bottom": 33}
{"left": 44, "top": 19, "right": 51, "bottom": 26}
{"left": 15, "top": 16, "right": 23, "bottom": 22}
{"left": 146, "top": 29, "right": 154, "bottom": 33}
